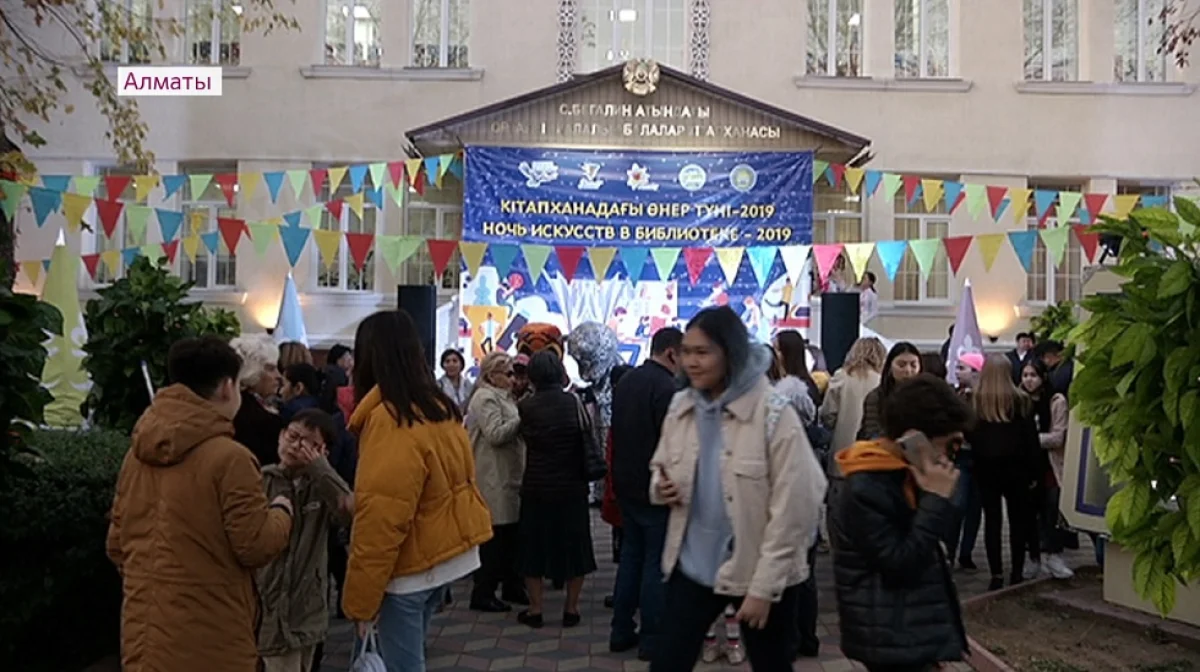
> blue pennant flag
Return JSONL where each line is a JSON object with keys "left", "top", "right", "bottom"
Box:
{"left": 1007, "top": 230, "right": 1038, "bottom": 273}
{"left": 746, "top": 246, "right": 776, "bottom": 287}
{"left": 41, "top": 259, "right": 52, "bottom": 272}
{"left": 907, "top": 182, "right": 923, "bottom": 207}
{"left": 121, "top": 247, "right": 141, "bottom": 268}
{"left": 875, "top": 240, "right": 908, "bottom": 282}
{"left": 490, "top": 244, "right": 520, "bottom": 278}
{"left": 161, "top": 174, "right": 187, "bottom": 200}
{"left": 447, "top": 157, "right": 464, "bottom": 181}
{"left": 864, "top": 170, "right": 882, "bottom": 197}
{"left": 619, "top": 247, "right": 648, "bottom": 284}
{"left": 1141, "top": 195, "right": 1169, "bottom": 209}
{"left": 199, "top": 231, "right": 219, "bottom": 255}
{"left": 995, "top": 198, "right": 1011, "bottom": 222}
{"left": 365, "top": 186, "right": 385, "bottom": 210}
{"left": 424, "top": 157, "right": 440, "bottom": 183}
{"left": 279, "top": 225, "right": 311, "bottom": 267}
{"left": 263, "top": 172, "right": 285, "bottom": 203}
{"left": 943, "top": 181, "right": 964, "bottom": 212}
{"left": 283, "top": 211, "right": 303, "bottom": 228}
{"left": 348, "top": 165, "right": 369, "bottom": 193}
{"left": 156, "top": 208, "right": 183, "bottom": 241}
{"left": 1034, "top": 190, "right": 1057, "bottom": 221}
{"left": 28, "top": 187, "right": 62, "bottom": 227}
{"left": 1078, "top": 207, "right": 1092, "bottom": 225}
{"left": 40, "top": 175, "right": 72, "bottom": 193}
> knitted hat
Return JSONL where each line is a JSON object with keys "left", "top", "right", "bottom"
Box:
{"left": 958, "top": 351, "right": 985, "bottom": 372}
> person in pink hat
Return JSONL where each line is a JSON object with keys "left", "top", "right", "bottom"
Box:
{"left": 955, "top": 352, "right": 984, "bottom": 395}
{"left": 946, "top": 350, "right": 986, "bottom": 570}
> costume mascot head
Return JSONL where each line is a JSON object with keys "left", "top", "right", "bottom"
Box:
{"left": 566, "top": 322, "right": 621, "bottom": 427}
{"left": 515, "top": 323, "right": 565, "bottom": 360}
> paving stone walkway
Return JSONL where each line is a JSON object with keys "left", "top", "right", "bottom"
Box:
{"left": 320, "top": 512, "right": 1098, "bottom": 671}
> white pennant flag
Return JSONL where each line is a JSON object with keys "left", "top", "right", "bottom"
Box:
{"left": 779, "top": 244, "right": 811, "bottom": 284}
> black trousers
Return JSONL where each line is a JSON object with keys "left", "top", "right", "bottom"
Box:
{"left": 472, "top": 523, "right": 522, "bottom": 599}
{"left": 976, "top": 462, "right": 1032, "bottom": 580}
{"left": 651, "top": 572, "right": 797, "bottom": 672}
{"left": 791, "top": 543, "right": 820, "bottom": 657}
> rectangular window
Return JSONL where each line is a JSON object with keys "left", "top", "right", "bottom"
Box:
{"left": 807, "top": 0, "right": 863, "bottom": 77}
{"left": 1115, "top": 0, "right": 1168, "bottom": 82}
{"left": 892, "top": 195, "right": 949, "bottom": 302}
{"left": 411, "top": 0, "right": 470, "bottom": 68}
{"left": 315, "top": 167, "right": 378, "bottom": 292}
{"left": 324, "top": 0, "right": 382, "bottom": 66}
{"left": 179, "top": 163, "right": 238, "bottom": 289}
{"left": 99, "top": 0, "right": 153, "bottom": 64}
{"left": 894, "top": 0, "right": 950, "bottom": 77}
{"left": 812, "top": 182, "right": 865, "bottom": 244}
{"left": 92, "top": 166, "right": 140, "bottom": 284}
{"left": 1025, "top": 182, "right": 1083, "bottom": 304}
{"left": 577, "top": 0, "right": 687, "bottom": 72}
{"left": 185, "top": 0, "right": 241, "bottom": 65}
{"left": 402, "top": 174, "right": 463, "bottom": 289}
{"left": 1024, "top": 0, "right": 1078, "bottom": 81}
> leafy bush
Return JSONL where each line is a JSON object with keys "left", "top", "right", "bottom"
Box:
{"left": 0, "top": 429, "right": 128, "bottom": 671}
{"left": 1030, "top": 300, "right": 1078, "bottom": 345}
{"left": 1070, "top": 200, "right": 1200, "bottom": 616}
{"left": 83, "top": 256, "right": 240, "bottom": 433}
{"left": 0, "top": 286, "right": 63, "bottom": 482}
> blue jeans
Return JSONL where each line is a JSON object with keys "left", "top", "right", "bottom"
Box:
{"left": 946, "top": 450, "right": 982, "bottom": 562}
{"left": 611, "top": 497, "right": 669, "bottom": 656}
{"left": 357, "top": 585, "right": 447, "bottom": 672}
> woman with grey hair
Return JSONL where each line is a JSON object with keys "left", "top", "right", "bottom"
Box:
{"left": 230, "top": 334, "right": 285, "bottom": 467}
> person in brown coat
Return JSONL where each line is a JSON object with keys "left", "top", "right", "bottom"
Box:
{"left": 106, "top": 336, "right": 295, "bottom": 672}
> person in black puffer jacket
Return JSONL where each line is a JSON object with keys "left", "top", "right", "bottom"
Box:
{"left": 829, "top": 374, "right": 973, "bottom": 672}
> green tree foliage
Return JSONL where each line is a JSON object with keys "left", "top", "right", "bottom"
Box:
{"left": 1070, "top": 199, "right": 1200, "bottom": 615}
{"left": 1029, "top": 300, "right": 1078, "bottom": 344}
{"left": 0, "top": 286, "right": 63, "bottom": 483}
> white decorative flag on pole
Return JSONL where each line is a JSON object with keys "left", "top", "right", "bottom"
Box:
{"left": 273, "top": 272, "right": 309, "bottom": 346}
{"left": 945, "top": 278, "right": 983, "bottom": 387}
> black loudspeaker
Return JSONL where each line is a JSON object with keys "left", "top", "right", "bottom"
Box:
{"left": 397, "top": 285, "right": 437, "bottom": 370}
{"left": 821, "top": 293, "right": 860, "bottom": 372}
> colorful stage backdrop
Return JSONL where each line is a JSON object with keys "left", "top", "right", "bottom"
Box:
{"left": 458, "top": 146, "right": 814, "bottom": 367}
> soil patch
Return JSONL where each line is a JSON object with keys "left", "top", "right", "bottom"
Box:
{"left": 964, "top": 574, "right": 1200, "bottom": 672}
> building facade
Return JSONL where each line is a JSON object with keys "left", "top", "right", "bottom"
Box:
{"left": 12, "top": 0, "right": 1200, "bottom": 350}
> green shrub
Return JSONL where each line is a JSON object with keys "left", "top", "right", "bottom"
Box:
{"left": 0, "top": 285, "right": 63, "bottom": 483}
{"left": 0, "top": 429, "right": 128, "bottom": 671}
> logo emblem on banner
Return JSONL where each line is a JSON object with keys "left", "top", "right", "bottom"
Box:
{"left": 626, "top": 164, "right": 659, "bottom": 191}
{"left": 578, "top": 162, "right": 604, "bottom": 190}
{"left": 678, "top": 164, "right": 707, "bottom": 192}
{"left": 518, "top": 160, "right": 559, "bottom": 188}
{"left": 729, "top": 164, "right": 758, "bottom": 192}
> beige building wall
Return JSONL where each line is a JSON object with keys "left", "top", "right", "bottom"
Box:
{"left": 9, "top": 0, "right": 1200, "bottom": 348}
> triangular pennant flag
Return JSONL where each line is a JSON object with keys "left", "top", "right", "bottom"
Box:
{"left": 213, "top": 173, "right": 238, "bottom": 207}
{"left": 827, "top": 163, "right": 846, "bottom": 189}
{"left": 412, "top": 169, "right": 427, "bottom": 196}
{"left": 40, "top": 258, "right": 51, "bottom": 273}
{"left": 882, "top": 173, "right": 903, "bottom": 202}
{"left": 189, "top": 210, "right": 207, "bottom": 238}
{"left": 28, "top": 187, "right": 61, "bottom": 227}
{"left": 920, "top": 179, "right": 943, "bottom": 213}
{"left": 437, "top": 154, "right": 454, "bottom": 184}
{"left": 103, "top": 174, "right": 132, "bottom": 201}
{"left": 903, "top": 175, "right": 922, "bottom": 206}
{"left": 1034, "top": 190, "right": 1058, "bottom": 225}
{"left": 650, "top": 247, "right": 682, "bottom": 282}
{"left": 387, "top": 162, "right": 405, "bottom": 189}
{"left": 286, "top": 169, "right": 308, "bottom": 198}
{"left": 1057, "top": 191, "right": 1082, "bottom": 223}
{"left": 20, "top": 260, "right": 41, "bottom": 286}
{"left": 555, "top": 246, "right": 587, "bottom": 281}
{"left": 619, "top": 247, "right": 648, "bottom": 283}
{"left": 813, "top": 244, "right": 844, "bottom": 284}
{"left": 125, "top": 204, "right": 151, "bottom": 243}
{"left": 156, "top": 208, "right": 183, "bottom": 241}
{"left": 746, "top": 246, "right": 776, "bottom": 286}
{"left": 344, "top": 192, "right": 365, "bottom": 220}
{"left": 182, "top": 233, "right": 201, "bottom": 262}
{"left": 279, "top": 223, "right": 311, "bottom": 267}
{"left": 367, "top": 163, "right": 387, "bottom": 191}
{"left": 714, "top": 247, "right": 745, "bottom": 285}
{"left": 1141, "top": 194, "right": 1169, "bottom": 209}
{"left": 404, "top": 158, "right": 424, "bottom": 187}
{"left": 0, "top": 180, "right": 27, "bottom": 220}
{"left": 373, "top": 235, "right": 399, "bottom": 273}
{"left": 908, "top": 239, "right": 940, "bottom": 281}
{"left": 1073, "top": 224, "right": 1101, "bottom": 263}
{"left": 448, "top": 153, "right": 464, "bottom": 181}
{"left": 1113, "top": 194, "right": 1141, "bottom": 219}
{"left": 1007, "top": 230, "right": 1038, "bottom": 273}
{"left": 458, "top": 241, "right": 488, "bottom": 277}
{"left": 1008, "top": 188, "right": 1032, "bottom": 225}
{"left": 1040, "top": 224, "right": 1072, "bottom": 266}
{"left": 199, "top": 231, "right": 220, "bottom": 255}
{"left": 262, "top": 172, "right": 285, "bottom": 203}
{"left": 309, "top": 168, "right": 328, "bottom": 194}
{"left": 82, "top": 253, "right": 101, "bottom": 280}
{"left": 385, "top": 182, "right": 405, "bottom": 207}
{"left": 40, "top": 175, "right": 72, "bottom": 193}
{"left": 162, "top": 239, "right": 180, "bottom": 264}
{"left": 348, "top": 165, "right": 369, "bottom": 193}
{"left": 239, "top": 172, "right": 260, "bottom": 203}
{"left": 522, "top": 244, "right": 553, "bottom": 284}
{"left": 975, "top": 233, "right": 1005, "bottom": 272}
{"left": 121, "top": 247, "right": 140, "bottom": 268}
{"left": 943, "top": 181, "right": 964, "bottom": 214}
{"left": 843, "top": 242, "right": 874, "bottom": 283}
{"left": 589, "top": 247, "right": 617, "bottom": 282}
{"left": 100, "top": 249, "right": 122, "bottom": 277}
{"left": 942, "top": 236, "right": 973, "bottom": 275}
{"left": 62, "top": 193, "right": 91, "bottom": 232}
{"left": 844, "top": 166, "right": 865, "bottom": 194}
{"left": 345, "top": 232, "right": 374, "bottom": 271}
{"left": 133, "top": 175, "right": 158, "bottom": 202}
{"left": 682, "top": 247, "right": 714, "bottom": 286}
{"left": 424, "top": 157, "right": 440, "bottom": 187}
{"left": 986, "top": 186, "right": 1009, "bottom": 220}
{"left": 384, "top": 236, "right": 425, "bottom": 273}
{"left": 312, "top": 230, "right": 341, "bottom": 269}
{"left": 365, "top": 186, "right": 385, "bottom": 210}
{"left": 247, "top": 222, "right": 278, "bottom": 256}
{"left": 217, "top": 217, "right": 245, "bottom": 254}
{"left": 872, "top": 241, "right": 904, "bottom": 282}
{"left": 779, "top": 245, "right": 811, "bottom": 283}
{"left": 188, "top": 174, "right": 213, "bottom": 201}
{"left": 325, "top": 199, "right": 344, "bottom": 221}
{"left": 490, "top": 243, "right": 521, "bottom": 278}
{"left": 1083, "top": 193, "right": 1109, "bottom": 223}
{"left": 283, "top": 211, "right": 303, "bottom": 228}
{"left": 864, "top": 170, "right": 882, "bottom": 197}
{"left": 141, "top": 244, "right": 163, "bottom": 263}
{"left": 161, "top": 174, "right": 186, "bottom": 200}
{"left": 812, "top": 160, "right": 829, "bottom": 186}
{"left": 304, "top": 204, "right": 325, "bottom": 228}
{"left": 72, "top": 175, "right": 100, "bottom": 197}
{"left": 95, "top": 199, "right": 125, "bottom": 239}
{"left": 965, "top": 184, "right": 987, "bottom": 220}
{"left": 426, "top": 239, "right": 458, "bottom": 279}
{"left": 327, "top": 166, "right": 347, "bottom": 194}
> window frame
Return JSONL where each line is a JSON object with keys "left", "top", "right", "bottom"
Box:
{"left": 410, "top": 0, "right": 469, "bottom": 68}
{"left": 1023, "top": 0, "right": 1078, "bottom": 82}
{"left": 311, "top": 167, "right": 381, "bottom": 293}
{"left": 812, "top": 181, "right": 865, "bottom": 245}
{"left": 185, "top": 0, "right": 240, "bottom": 65}
{"left": 178, "top": 162, "right": 239, "bottom": 290}
{"left": 576, "top": 0, "right": 688, "bottom": 73}
{"left": 894, "top": 0, "right": 950, "bottom": 78}
{"left": 807, "top": 0, "right": 864, "bottom": 77}
{"left": 892, "top": 206, "right": 951, "bottom": 304}
{"left": 1114, "top": 0, "right": 1169, "bottom": 83}
{"left": 324, "top": 0, "right": 382, "bottom": 67}
{"left": 402, "top": 200, "right": 462, "bottom": 289}
{"left": 98, "top": 0, "right": 153, "bottom": 64}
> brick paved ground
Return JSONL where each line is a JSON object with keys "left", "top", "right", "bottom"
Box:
{"left": 320, "top": 512, "right": 1098, "bottom": 671}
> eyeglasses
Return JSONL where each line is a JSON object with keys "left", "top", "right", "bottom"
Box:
{"left": 284, "top": 429, "right": 323, "bottom": 452}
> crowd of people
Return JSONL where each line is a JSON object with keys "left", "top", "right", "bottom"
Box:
{"left": 102, "top": 305, "right": 1084, "bottom": 672}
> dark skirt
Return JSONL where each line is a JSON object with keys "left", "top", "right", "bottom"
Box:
{"left": 517, "top": 491, "right": 597, "bottom": 582}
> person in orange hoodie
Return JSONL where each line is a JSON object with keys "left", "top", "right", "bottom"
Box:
{"left": 828, "top": 373, "right": 973, "bottom": 672}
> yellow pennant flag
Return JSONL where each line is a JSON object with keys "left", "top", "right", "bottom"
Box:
{"left": 975, "top": 233, "right": 1005, "bottom": 272}
{"left": 62, "top": 193, "right": 92, "bottom": 232}
{"left": 589, "top": 247, "right": 618, "bottom": 282}
{"left": 1114, "top": 194, "right": 1141, "bottom": 219}
{"left": 240, "top": 172, "right": 260, "bottom": 203}
{"left": 312, "top": 229, "right": 342, "bottom": 269}
{"left": 1008, "top": 188, "right": 1032, "bottom": 225}
{"left": 844, "top": 167, "right": 865, "bottom": 194}
{"left": 182, "top": 233, "right": 202, "bottom": 262}
{"left": 404, "top": 159, "right": 423, "bottom": 187}
{"left": 344, "top": 192, "right": 365, "bottom": 220}
{"left": 134, "top": 175, "right": 159, "bottom": 202}
{"left": 20, "top": 260, "right": 42, "bottom": 286}
{"left": 714, "top": 247, "right": 745, "bottom": 285}
{"left": 327, "top": 166, "right": 348, "bottom": 193}
{"left": 458, "top": 241, "right": 488, "bottom": 276}
{"left": 843, "top": 242, "right": 875, "bottom": 283}
{"left": 100, "top": 249, "right": 122, "bottom": 277}
{"left": 920, "top": 179, "right": 944, "bottom": 213}
{"left": 190, "top": 210, "right": 208, "bottom": 236}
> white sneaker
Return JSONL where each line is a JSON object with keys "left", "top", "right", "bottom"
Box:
{"left": 1044, "top": 554, "right": 1075, "bottom": 579}
{"left": 1023, "top": 560, "right": 1042, "bottom": 580}
{"left": 701, "top": 640, "right": 720, "bottom": 663}
{"left": 724, "top": 643, "right": 746, "bottom": 665}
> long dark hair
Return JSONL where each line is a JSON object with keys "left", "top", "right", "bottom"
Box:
{"left": 775, "top": 330, "right": 821, "bottom": 405}
{"left": 1023, "top": 359, "right": 1054, "bottom": 433}
{"left": 353, "top": 310, "right": 460, "bottom": 426}
{"left": 880, "top": 341, "right": 922, "bottom": 400}
{"left": 683, "top": 306, "right": 749, "bottom": 388}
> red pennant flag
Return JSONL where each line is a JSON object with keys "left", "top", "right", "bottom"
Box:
{"left": 325, "top": 199, "right": 343, "bottom": 220}
{"left": 554, "top": 246, "right": 586, "bottom": 281}
{"left": 1083, "top": 193, "right": 1109, "bottom": 223}
{"left": 828, "top": 163, "right": 846, "bottom": 190}
{"left": 412, "top": 171, "right": 426, "bottom": 196}
{"left": 426, "top": 239, "right": 458, "bottom": 279}
{"left": 217, "top": 217, "right": 246, "bottom": 254}
{"left": 162, "top": 240, "right": 180, "bottom": 264}
{"left": 82, "top": 253, "right": 101, "bottom": 279}
{"left": 986, "top": 186, "right": 1009, "bottom": 219}
{"left": 387, "top": 162, "right": 405, "bottom": 189}
{"left": 103, "top": 174, "right": 132, "bottom": 200}
{"left": 683, "top": 247, "right": 713, "bottom": 286}
{"left": 902, "top": 175, "right": 921, "bottom": 205}
{"left": 943, "top": 236, "right": 973, "bottom": 275}
{"left": 95, "top": 198, "right": 125, "bottom": 238}
{"left": 213, "top": 173, "right": 238, "bottom": 207}
{"left": 345, "top": 232, "right": 375, "bottom": 271}
{"left": 309, "top": 168, "right": 328, "bottom": 193}
{"left": 1073, "top": 224, "right": 1101, "bottom": 263}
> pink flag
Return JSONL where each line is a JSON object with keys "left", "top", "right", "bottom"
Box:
{"left": 813, "top": 244, "right": 844, "bottom": 284}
